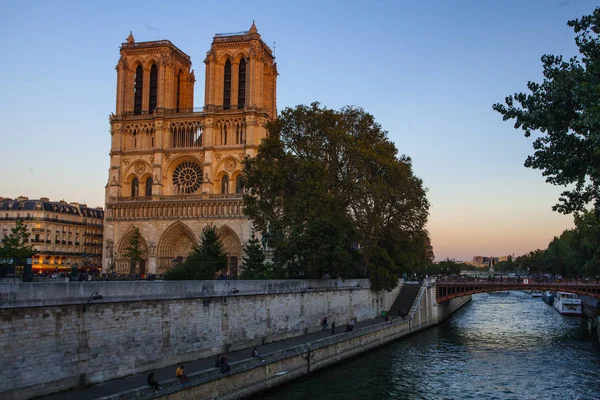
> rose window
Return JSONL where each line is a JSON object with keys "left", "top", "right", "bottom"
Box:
{"left": 172, "top": 161, "right": 203, "bottom": 194}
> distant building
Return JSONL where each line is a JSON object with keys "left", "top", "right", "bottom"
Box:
{"left": 0, "top": 197, "right": 104, "bottom": 272}
{"left": 470, "top": 255, "right": 512, "bottom": 269}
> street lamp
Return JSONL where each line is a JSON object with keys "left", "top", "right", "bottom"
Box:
{"left": 83, "top": 292, "right": 103, "bottom": 313}
{"left": 301, "top": 285, "right": 312, "bottom": 296}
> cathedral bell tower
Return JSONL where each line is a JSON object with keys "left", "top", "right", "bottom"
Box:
{"left": 104, "top": 23, "right": 277, "bottom": 276}
{"left": 114, "top": 32, "right": 195, "bottom": 116}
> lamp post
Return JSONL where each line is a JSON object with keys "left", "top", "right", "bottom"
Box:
{"left": 83, "top": 292, "right": 103, "bottom": 313}
{"left": 300, "top": 285, "right": 312, "bottom": 296}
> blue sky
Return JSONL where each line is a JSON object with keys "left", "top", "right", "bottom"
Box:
{"left": 0, "top": 0, "right": 595, "bottom": 260}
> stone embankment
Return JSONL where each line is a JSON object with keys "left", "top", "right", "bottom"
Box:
{"left": 0, "top": 279, "right": 401, "bottom": 399}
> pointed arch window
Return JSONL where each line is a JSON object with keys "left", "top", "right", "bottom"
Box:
{"left": 223, "top": 60, "right": 231, "bottom": 110}
{"left": 134, "top": 65, "right": 143, "bottom": 115}
{"left": 149, "top": 64, "right": 158, "bottom": 113}
{"left": 238, "top": 59, "right": 246, "bottom": 109}
{"left": 221, "top": 124, "right": 228, "bottom": 145}
{"left": 235, "top": 176, "right": 244, "bottom": 194}
{"left": 131, "top": 177, "right": 139, "bottom": 197}
{"left": 145, "top": 177, "right": 153, "bottom": 197}
{"left": 176, "top": 71, "right": 182, "bottom": 112}
{"left": 221, "top": 175, "right": 229, "bottom": 194}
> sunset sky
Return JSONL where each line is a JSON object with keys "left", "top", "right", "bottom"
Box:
{"left": 1, "top": 0, "right": 594, "bottom": 261}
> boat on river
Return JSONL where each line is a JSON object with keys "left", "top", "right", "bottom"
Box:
{"left": 542, "top": 291, "right": 554, "bottom": 306}
{"left": 531, "top": 290, "right": 543, "bottom": 297}
{"left": 553, "top": 292, "right": 582, "bottom": 315}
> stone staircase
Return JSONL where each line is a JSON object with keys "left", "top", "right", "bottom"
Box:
{"left": 388, "top": 282, "right": 422, "bottom": 317}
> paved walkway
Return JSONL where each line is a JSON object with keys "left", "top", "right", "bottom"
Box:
{"left": 39, "top": 316, "right": 395, "bottom": 400}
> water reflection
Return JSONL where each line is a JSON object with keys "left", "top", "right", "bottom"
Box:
{"left": 256, "top": 291, "right": 600, "bottom": 400}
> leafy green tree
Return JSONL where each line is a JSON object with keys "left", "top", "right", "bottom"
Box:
{"left": 493, "top": 7, "right": 600, "bottom": 214}
{"left": 123, "top": 226, "right": 143, "bottom": 274}
{"left": 243, "top": 103, "right": 432, "bottom": 290}
{"left": 165, "top": 225, "right": 228, "bottom": 280}
{"left": 0, "top": 220, "right": 36, "bottom": 260}
{"left": 571, "top": 210, "right": 600, "bottom": 277}
{"left": 239, "top": 232, "right": 267, "bottom": 279}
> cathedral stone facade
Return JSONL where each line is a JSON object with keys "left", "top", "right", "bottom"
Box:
{"left": 103, "top": 23, "right": 277, "bottom": 275}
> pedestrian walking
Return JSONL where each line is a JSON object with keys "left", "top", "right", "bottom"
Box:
{"left": 214, "top": 355, "right": 221, "bottom": 368}
{"left": 331, "top": 321, "right": 335, "bottom": 334}
{"left": 322, "top": 317, "right": 328, "bottom": 331}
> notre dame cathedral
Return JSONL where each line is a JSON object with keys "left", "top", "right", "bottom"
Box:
{"left": 102, "top": 22, "right": 277, "bottom": 275}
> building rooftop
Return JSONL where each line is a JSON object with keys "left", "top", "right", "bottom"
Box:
{"left": 0, "top": 198, "right": 104, "bottom": 219}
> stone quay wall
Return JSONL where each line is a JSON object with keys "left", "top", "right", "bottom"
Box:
{"left": 102, "top": 285, "right": 471, "bottom": 400}
{"left": 0, "top": 279, "right": 400, "bottom": 400}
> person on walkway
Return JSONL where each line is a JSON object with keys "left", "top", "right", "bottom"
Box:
{"left": 331, "top": 321, "right": 336, "bottom": 334}
{"left": 175, "top": 365, "right": 188, "bottom": 386}
{"left": 322, "top": 317, "right": 328, "bottom": 331}
{"left": 220, "top": 355, "right": 231, "bottom": 373}
{"left": 252, "top": 347, "right": 266, "bottom": 362}
{"left": 349, "top": 318, "right": 356, "bottom": 331}
{"left": 147, "top": 372, "right": 163, "bottom": 391}
{"left": 214, "top": 355, "right": 221, "bottom": 368}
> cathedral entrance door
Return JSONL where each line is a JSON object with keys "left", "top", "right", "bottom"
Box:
{"left": 140, "top": 260, "right": 146, "bottom": 275}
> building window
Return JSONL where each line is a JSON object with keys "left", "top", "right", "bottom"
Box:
{"left": 149, "top": 64, "right": 158, "bottom": 113}
{"left": 176, "top": 71, "right": 182, "bottom": 112}
{"left": 131, "top": 177, "right": 139, "bottom": 197}
{"left": 145, "top": 177, "right": 153, "bottom": 196}
{"left": 238, "top": 58, "right": 246, "bottom": 109}
{"left": 134, "top": 65, "right": 143, "bottom": 115}
{"left": 223, "top": 59, "right": 231, "bottom": 110}
{"left": 133, "top": 130, "right": 137, "bottom": 148}
{"left": 221, "top": 175, "right": 229, "bottom": 194}
{"left": 235, "top": 176, "right": 244, "bottom": 194}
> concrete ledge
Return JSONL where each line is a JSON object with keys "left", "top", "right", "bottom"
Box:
{"left": 0, "top": 279, "right": 372, "bottom": 309}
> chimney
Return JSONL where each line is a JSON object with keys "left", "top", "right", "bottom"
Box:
{"left": 40, "top": 197, "right": 49, "bottom": 202}
{"left": 16, "top": 196, "right": 29, "bottom": 201}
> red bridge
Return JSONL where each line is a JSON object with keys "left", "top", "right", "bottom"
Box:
{"left": 435, "top": 279, "right": 600, "bottom": 303}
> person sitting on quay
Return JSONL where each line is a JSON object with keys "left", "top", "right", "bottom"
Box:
{"left": 147, "top": 372, "right": 163, "bottom": 392}
{"left": 220, "top": 355, "right": 231, "bottom": 374}
{"left": 175, "top": 365, "right": 188, "bottom": 386}
{"left": 252, "top": 346, "right": 266, "bottom": 362}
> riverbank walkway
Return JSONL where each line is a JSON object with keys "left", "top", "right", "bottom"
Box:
{"left": 40, "top": 315, "right": 396, "bottom": 400}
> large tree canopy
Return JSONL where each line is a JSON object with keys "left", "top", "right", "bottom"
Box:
{"left": 243, "top": 103, "right": 432, "bottom": 290}
{"left": 493, "top": 7, "right": 600, "bottom": 214}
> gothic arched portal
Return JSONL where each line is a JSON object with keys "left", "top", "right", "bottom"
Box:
{"left": 157, "top": 221, "right": 198, "bottom": 273}
{"left": 218, "top": 225, "right": 242, "bottom": 278}
{"left": 115, "top": 226, "right": 148, "bottom": 274}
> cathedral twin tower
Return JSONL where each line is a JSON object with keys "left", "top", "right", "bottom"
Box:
{"left": 103, "top": 23, "right": 277, "bottom": 275}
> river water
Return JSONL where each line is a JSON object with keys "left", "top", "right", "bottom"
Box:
{"left": 257, "top": 291, "right": 600, "bottom": 400}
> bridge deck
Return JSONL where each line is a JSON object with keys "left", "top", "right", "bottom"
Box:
{"left": 435, "top": 279, "right": 600, "bottom": 303}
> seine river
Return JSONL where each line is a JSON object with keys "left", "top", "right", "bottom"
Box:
{"left": 257, "top": 291, "right": 600, "bottom": 400}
